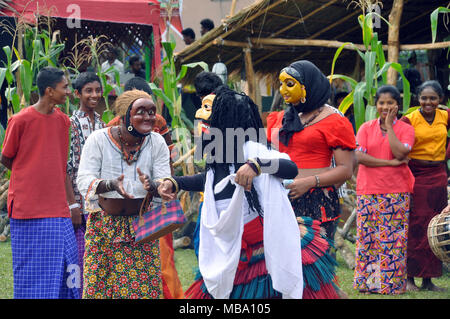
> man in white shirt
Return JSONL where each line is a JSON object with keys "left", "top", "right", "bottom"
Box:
{"left": 101, "top": 48, "right": 124, "bottom": 85}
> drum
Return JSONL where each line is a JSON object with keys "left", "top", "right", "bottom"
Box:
{"left": 427, "top": 211, "right": 450, "bottom": 263}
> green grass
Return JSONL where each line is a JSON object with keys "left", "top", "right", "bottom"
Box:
{"left": 1, "top": 239, "right": 449, "bottom": 299}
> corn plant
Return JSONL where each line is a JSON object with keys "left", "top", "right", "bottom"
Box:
{"left": 329, "top": 12, "right": 411, "bottom": 132}
{"left": 149, "top": 39, "right": 208, "bottom": 175}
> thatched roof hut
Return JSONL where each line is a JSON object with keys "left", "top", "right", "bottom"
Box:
{"left": 174, "top": 0, "right": 450, "bottom": 85}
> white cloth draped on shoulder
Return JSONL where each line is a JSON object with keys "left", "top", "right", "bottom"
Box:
{"left": 198, "top": 141, "right": 303, "bottom": 299}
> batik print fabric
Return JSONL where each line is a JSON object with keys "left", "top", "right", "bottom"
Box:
{"left": 82, "top": 211, "right": 162, "bottom": 299}
{"left": 67, "top": 110, "right": 106, "bottom": 206}
{"left": 353, "top": 193, "right": 409, "bottom": 295}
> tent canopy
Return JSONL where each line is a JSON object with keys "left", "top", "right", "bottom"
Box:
{"left": 3, "top": 0, "right": 162, "bottom": 71}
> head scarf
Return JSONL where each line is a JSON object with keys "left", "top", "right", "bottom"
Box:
{"left": 279, "top": 60, "right": 331, "bottom": 146}
{"left": 114, "top": 89, "right": 153, "bottom": 137}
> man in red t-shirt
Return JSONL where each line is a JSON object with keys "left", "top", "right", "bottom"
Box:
{"left": 0, "top": 67, "right": 80, "bottom": 299}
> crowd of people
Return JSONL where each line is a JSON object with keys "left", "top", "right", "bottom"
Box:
{"left": 0, "top": 56, "right": 448, "bottom": 299}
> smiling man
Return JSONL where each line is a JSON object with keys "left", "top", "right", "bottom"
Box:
{"left": 65, "top": 72, "right": 106, "bottom": 296}
{"left": 0, "top": 67, "right": 79, "bottom": 299}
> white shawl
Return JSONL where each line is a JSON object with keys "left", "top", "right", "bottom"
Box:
{"left": 198, "top": 141, "right": 303, "bottom": 299}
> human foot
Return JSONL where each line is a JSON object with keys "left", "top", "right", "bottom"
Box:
{"left": 406, "top": 278, "right": 419, "bottom": 292}
{"left": 421, "top": 280, "right": 447, "bottom": 292}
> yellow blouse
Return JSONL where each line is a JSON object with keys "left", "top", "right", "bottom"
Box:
{"left": 405, "top": 108, "right": 449, "bottom": 161}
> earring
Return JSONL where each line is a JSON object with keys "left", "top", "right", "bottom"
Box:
{"left": 301, "top": 97, "right": 306, "bottom": 103}
{"left": 127, "top": 125, "right": 133, "bottom": 131}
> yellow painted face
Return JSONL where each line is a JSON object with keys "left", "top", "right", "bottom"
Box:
{"left": 195, "top": 94, "right": 215, "bottom": 135}
{"left": 279, "top": 71, "right": 306, "bottom": 105}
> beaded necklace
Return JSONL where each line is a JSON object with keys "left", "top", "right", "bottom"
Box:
{"left": 117, "top": 127, "right": 144, "bottom": 165}
{"left": 300, "top": 106, "right": 324, "bottom": 127}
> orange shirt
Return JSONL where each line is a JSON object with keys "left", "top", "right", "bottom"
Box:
{"left": 403, "top": 108, "right": 449, "bottom": 161}
{"left": 267, "top": 111, "right": 356, "bottom": 168}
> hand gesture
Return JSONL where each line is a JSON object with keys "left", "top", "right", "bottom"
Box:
{"left": 286, "top": 177, "right": 314, "bottom": 200}
{"left": 235, "top": 163, "right": 257, "bottom": 191}
{"left": 157, "top": 179, "right": 177, "bottom": 201}
{"left": 137, "top": 168, "right": 157, "bottom": 193}
{"left": 389, "top": 157, "right": 409, "bottom": 166}
{"left": 385, "top": 105, "right": 398, "bottom": 129}
{"left": 111, "top": 174, "right": 134, "bottom": 199}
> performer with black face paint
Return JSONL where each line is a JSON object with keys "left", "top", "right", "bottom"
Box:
{"left": 267, "top": 60, "right": 356, "bottom": 241}
{"left": 155, "top": 85, "right": 344, "bottom": 299}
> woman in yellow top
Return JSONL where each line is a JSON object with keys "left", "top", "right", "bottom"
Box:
{"left": 401, "top": 80, "right": 448, "bottom": 292}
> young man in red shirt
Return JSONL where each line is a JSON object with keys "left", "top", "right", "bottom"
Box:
{"left": 1, "top": 67, "right": 80, "bottom": 299}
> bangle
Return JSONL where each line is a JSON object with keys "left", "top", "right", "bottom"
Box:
{"left": 247, "top": 158, "right": 261, "bottom": 176}
{"left": 68, "top": 203, "right": 80, "bottom": 210}
{"left": 314, "top": 175, "right": 320, "bottom": 188}
{"left": 163, "top": 177, "right": 179, "bottom": 193}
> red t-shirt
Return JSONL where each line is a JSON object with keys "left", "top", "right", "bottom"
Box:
{"left": 355, "top": 119, "right": 415, "bottom": 195}
{"left": 267, "top": 111, "right": 356, "bottom": 168}
{"left": 2, "top": 106, "right": 71, "bottom": 219}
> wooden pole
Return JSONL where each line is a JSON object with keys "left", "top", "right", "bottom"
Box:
{"left": 229, "top": 0, "right": 237, "bottom": 17}
{"left": 243, "top": 47, "right": 257, "bottom": 108}
{"left": 387, "top": 0, "right": 404, "bottom": 85}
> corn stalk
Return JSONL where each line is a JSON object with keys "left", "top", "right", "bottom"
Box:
{"left": 329, "top": 11, "right": 410, "bottom": 132}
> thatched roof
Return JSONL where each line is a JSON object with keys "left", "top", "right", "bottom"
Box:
{"left": 174, "top": 0, "right": 449, "bottom": 83}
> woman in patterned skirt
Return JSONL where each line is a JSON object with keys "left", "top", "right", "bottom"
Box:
{"left": 354, "top": 85, "right": 415, "bottom": 294}
{"left": 77, "top": 89, "right": 171, "bottom": 298}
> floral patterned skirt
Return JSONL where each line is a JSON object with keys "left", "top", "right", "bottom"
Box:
{"left": 353, "top": 193, "right": 410, "bottom": 295}
{"left": 82, "top": 211, "right": 162, "bottom": 299}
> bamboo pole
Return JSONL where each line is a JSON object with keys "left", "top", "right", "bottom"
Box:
{"left": 387, "top": 0, "right": 404, "bottom": 85}
{"left": 243, "top": 47, "right": 257, "bottom": 107}
{"left": 216, "top": 37, "right": 450, "bottom": 52}
{"left": 229, "top": 0, "right": 237, "bottom": 17}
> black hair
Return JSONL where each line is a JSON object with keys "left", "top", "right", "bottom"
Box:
{"left": 36, "top": 67, "right": 65, "bottom": 96}
{"left": 72, "top": 72, "right": 102, "bottom": 92}
{"left": 375, "top": 85, "right": 402, "bottom": 106}
{"left": 334, "top": 91, "right": 348, "bottom": 106}
{"left": 194, "top": 71, "right": 223, "bottom": 97}
{"left": 181, "top": 28, "right": 195, "bottom": 40}
{"left": 205, "top": 85, "right": 266, "bottom": 217}
{"left": 200, "top": 18, "right": 214, "bottom": 31}
{"left": 417, "top": 80, "right": 444, "bottom": 98}
{"left": 129, "top": 55, "right": 141, "bottom": 66}
{"left": 124, "top": 77, "right": 152, "bottom": 95}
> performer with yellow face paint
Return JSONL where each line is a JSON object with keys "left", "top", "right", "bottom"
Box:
{"left": 267, "top": 60, "right": 356, "bottom": 298}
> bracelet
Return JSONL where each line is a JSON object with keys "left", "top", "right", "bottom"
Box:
{"left": 163, "top": 177, "right": 179, "bottom": 193}
{"left": 314, "top": 175, "right": 320, "bottom": 188}
{"left": 247, "top": 158, "right": 261, "bottom": 176}
{"left": 68, "top": 203, "right": 80, "bottom": 210}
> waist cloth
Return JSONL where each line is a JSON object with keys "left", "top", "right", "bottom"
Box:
{"left": 10, "top": 217, "right": 80, "bottom": 299}
{"left": 406, "top": 160, "right": 446, "bottom": 278}
{"left": 185, "top": 215, "right": 340, "bottom": 299}
{"left": 82, "top": 211, "right": 163, "bottom": 299}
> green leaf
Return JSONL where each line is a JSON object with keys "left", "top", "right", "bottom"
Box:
{"left": 102, "top": 110, "right": 115, "bottom": 124}
{"left": 328, "top": 74, "right": 358, "bottom": 89}
{"left": 430, "top": 7, "right": 450, "bottom": 43}
{"left": 403, "top": 106, "right": 420, "bottom": 116}
{"left": 364, "top": 51, "right": 377, "bottom": 105}
{"left": 338, "top": 91, "right": 354, "bottom": 115}
{"left": 365, "top": 104, "right": 377, "bottom": 122}
{"left": 11, "top": 93, "right": 21, "bottom": 113}
{"left": 354, "top": 82, "right": 367, "bottom": 131}
{"left": 0, "top": 68, "right": 6, "bottom": 90}
{"left": 176, "top": 61, "right": 209, "bottom": 82}
{"left": 19, "top": 60, "right": 32, "bottom": 104}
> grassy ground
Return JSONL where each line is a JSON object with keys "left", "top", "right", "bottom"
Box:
{"left": 1, "top": 239, "right": 449, "bottom": 299}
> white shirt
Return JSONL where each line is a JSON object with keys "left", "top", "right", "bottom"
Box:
{"left": 76, "top": 128, "right": 171, "bottom": 212}
{"left": 101, "top": 59, "right": 124, "bottom": 84}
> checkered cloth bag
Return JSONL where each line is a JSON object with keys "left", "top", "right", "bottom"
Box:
{"left": 132, "top": 193, "right": 186, "bottom": 244}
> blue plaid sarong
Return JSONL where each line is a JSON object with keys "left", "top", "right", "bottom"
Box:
{"left": 10, "top": 217, "right": 80, "bottom": 299}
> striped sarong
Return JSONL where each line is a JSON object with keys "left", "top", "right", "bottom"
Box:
{"left": 10, "top": 217, "right": 80, "bottom": 299}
